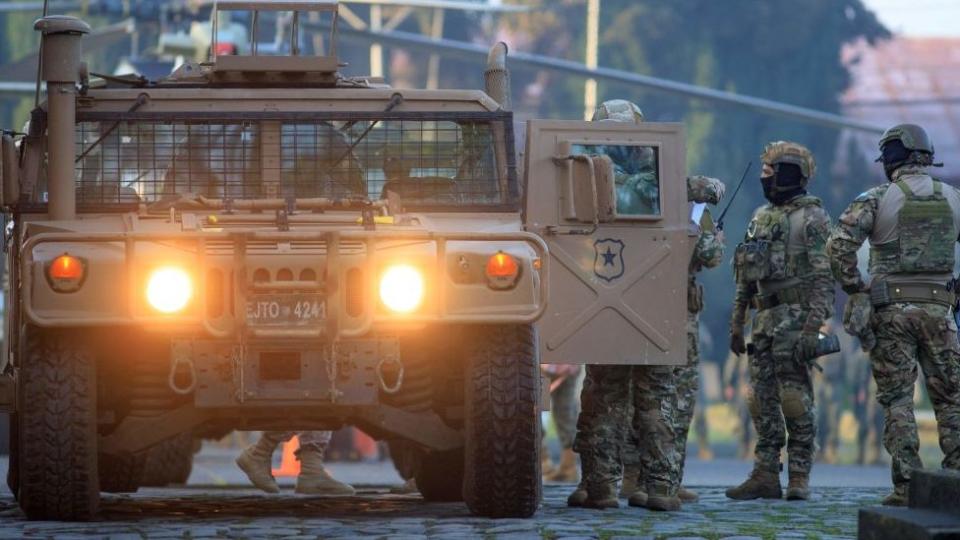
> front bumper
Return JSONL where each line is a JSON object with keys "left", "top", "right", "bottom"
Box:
{"left": 22, "top": 229, "right": 549, "bottom": 339}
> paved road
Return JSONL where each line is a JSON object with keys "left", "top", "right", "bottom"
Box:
{"left": 0, "top": 448, "right": 895, "bottom": 539}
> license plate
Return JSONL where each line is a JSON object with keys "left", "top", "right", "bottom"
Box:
{"left": 246, "top": 294, "right": 325, "bottom": 326}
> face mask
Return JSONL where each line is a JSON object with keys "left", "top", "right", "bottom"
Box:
{"left": 879, "top": 140, "right": 911, "bottom": 180}
{"left": 761, "top": 164, "right": 806, "bottom": 205}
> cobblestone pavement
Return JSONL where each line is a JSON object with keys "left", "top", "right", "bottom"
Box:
{"left": 0, "top": 482, "right": 886, "bottom": 539}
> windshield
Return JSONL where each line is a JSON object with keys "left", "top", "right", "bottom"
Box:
{"left": 71, "top": 112, "right": 517, "bottom": 210}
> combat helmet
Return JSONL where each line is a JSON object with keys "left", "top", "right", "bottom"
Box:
{"left": 878, "top": 123, "right": 934, "bottom": 156}
{"left": 876, "top": 124, "right": 938, "bottom": 177}
{"left": 592, "top": 99, "right": 644, "bottom": 124}
{"left": 761, "top": 141, "right": 816, "bottom": 181}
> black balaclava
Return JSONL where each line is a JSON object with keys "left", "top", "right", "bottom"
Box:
{"left": 880, "top": 139, "right": 911, "bottom": 181}
{"left": 761, "top": 163, "right": 806, "bottom": 205}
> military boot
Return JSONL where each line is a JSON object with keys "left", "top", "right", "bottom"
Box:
{"left": 786, "top": 473, "right": 810, "bottom": 501}
{"left": 235, "top": 432, "right": 285, "bottom": 494}
{"left": 619, "top": 463, "right": 642, "bottom": 498}
{"left": 882, "top": 485, "right": 909, "bottom": 507}
{"left": 725, "top": 467, "right": 782, "bottom": 500}
{"left": 546, "top": 448, "right": 579, "bottom": 482}
{"left": 566, "top": 482, "right": 588, "bottom": 507}
{"left": 390, "top": 478, "right": 418, "bottom": 494}
{"left": 678, "top": 487, "right": 699, "bottom": 503}
{"left": 294, "top": 447, "right": 356, "bottom": 496}
{"left": 640, "top": 484, "right": 681, "bottom": 512}
{"left": 581, "top": 482, "right": 619, "bottom": 509}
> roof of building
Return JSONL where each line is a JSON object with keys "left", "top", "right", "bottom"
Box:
{"left": 837, "top": 37, "right": 960, "bottom": 183}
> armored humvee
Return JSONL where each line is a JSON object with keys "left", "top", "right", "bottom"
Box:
{"left": 0, "top": 0, "right": 692, "bottom": 521}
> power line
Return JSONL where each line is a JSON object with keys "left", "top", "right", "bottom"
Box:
{"left": 320, "top": 23, "right": 887, "bottom": 134}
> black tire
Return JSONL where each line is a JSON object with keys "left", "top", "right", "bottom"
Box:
{"left": 140, "top": 433, "right": 195, "bottom": 487}
{"left": 463, "top": 324, "right": 541, "bottom": 518}
{"left": 6, "top": 412, "right": 19, "bottom": 500}
{"left": 98, "top": 452, "right": 146, "bottom": 493}
{"left": 18, "top": 328, "right": 99, "bottom": 520}
{"left": 415, "top": 448, "right": 464, "bottom": 502}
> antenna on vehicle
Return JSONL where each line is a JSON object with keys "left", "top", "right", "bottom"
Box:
{"left": 33, "top": 0, "right": 49, "bottom": 108}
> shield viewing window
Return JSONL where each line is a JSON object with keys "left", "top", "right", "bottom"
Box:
{"left": 571, "top": 143, "right": 661, "bottom": 218}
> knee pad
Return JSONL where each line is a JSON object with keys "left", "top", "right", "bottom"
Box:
{"left": 747, "top": 393, "right": 761, "bottom": 418}
{"left": 781, "top": 387, "right": 807, "bottom": 419}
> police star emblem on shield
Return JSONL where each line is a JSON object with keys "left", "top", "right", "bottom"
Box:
{"left": 593, "top": 238, "right": 625, "bottom": 282}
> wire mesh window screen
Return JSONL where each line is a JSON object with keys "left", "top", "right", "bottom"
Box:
{"left": 73, "top": 117, "right": 513, "bottom": 208}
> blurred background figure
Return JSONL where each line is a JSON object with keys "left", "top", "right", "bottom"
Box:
{"left": 541, "top": 363, "right": 584, "bottom": 483}
{"left": 722, "top": 349, "right": 755, "bottom": 460}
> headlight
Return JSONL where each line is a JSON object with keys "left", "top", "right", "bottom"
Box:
{"left": 379, "top": 264, "right": 424, "bottom": 314}
{"left": 146, "top": 267, "right": 193, "bottom": 314}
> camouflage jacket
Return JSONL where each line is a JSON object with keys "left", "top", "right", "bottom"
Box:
{"left": 732, "top": 194, "right": 834, "bottom": 332}
{"left": 688, "top": 176, "right": 726, "bottom": 313}
{"left": 828, "top": 165, "right": 960, "bottom": 294}
{"left": 691, "top": 209, "right": 724, "bottom": 275}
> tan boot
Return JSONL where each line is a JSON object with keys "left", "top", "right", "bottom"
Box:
{"left": 786, "top": 473, "right": 810, "bottom": 501}
{"left": 725, "top": 467, "right": 782, "bottom": 500}
{"left": 678, "top": 486, "right": 699, "bottom": 503}
{"left": 546, "top": 449, "right": 579, "bottom": 483}
{"left": 619, "top": 463, "right": 642, "bottom": 498}
{"left": 882, "top": 485, "right": 908, "bottom": 507}
{"left": 582, "top": 482, "right": 619, "bottom": 509}
{"left": 642, "top": 484, "right": 681, "bottom": 512}
{"left": 566, "top": 482, "right": 588, "bottom": 507}
{"left": 626, "top": 489, "right": 648, "bottom": 507}
{"left": 235, "top": 432, "right": 283, "bottom": 494}
{"left": 390, "top": 478, "right": 418, "bottom": 494}
{"left": 294, "top": 447, "right": 356, "bottom": 496}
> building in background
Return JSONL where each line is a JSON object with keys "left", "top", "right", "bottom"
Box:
{"left": 835, "top": 37, "right": 960, "bottom": 189}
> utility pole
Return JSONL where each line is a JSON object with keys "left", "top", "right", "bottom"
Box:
{"left": 370, "top": 4, "right": 383, "bottom": 78}
{"left": 583, "top": 0, "right": 599, "bottom": 120}
{"left": 425, "top": 8, "right": 445, "bottom": 89}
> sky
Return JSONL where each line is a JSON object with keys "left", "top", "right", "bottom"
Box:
{"left": 862, "top": 0, "right": 960, "bottom": 37}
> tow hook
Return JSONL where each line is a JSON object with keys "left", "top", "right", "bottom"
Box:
{"left": 376, "top": 355, "right": 404, "bottom": 394}
{"left": 168, "top": 344, "right": 197, "bottom": 395}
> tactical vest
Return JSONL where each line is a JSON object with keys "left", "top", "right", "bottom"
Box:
{"left": 869, "top": 180, "right": 956, "bottom": 275}
{"left": 734, "top": 196, "right": 821, "bottom": 284}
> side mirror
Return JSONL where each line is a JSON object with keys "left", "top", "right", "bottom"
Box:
{"left": 1, "top": 134, "right": 19, "bottom": 207}
{"left": 554, "top": 150, "right": 616, "bottom": 224}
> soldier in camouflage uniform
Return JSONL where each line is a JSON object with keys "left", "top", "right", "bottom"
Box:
{"left": 728, "top": 141, "right": 834, "bottom": 501}
{"left": 566, "top": 99, "right": 682, "bottom": 512}
{"left": 620, "top": 174, "right": 727, "bottom": 506}
{"left": 827, "top": 124, "right": 960, "bottom": 506}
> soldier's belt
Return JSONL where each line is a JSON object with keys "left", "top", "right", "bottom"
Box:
{"left": 751, "top": 287, "right": 805, "bottom": 311}
{"left": 870, "top": 281, "right": 955, "bottom": 308}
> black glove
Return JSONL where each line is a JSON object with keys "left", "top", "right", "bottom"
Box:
{"left": 730, "top": 325, "right": 747, "bottom": 356}
{"left": 794, "top": 331, "right": 819, "bottom": 363}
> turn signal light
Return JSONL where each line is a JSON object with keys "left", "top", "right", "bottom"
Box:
{"left": 485, "top": 252, "right": 520, "bottom": 289}
{"left": 47, "top": 254, "right": 85, "bottom": 293}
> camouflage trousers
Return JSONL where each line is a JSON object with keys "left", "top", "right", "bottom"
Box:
{"left": 749, "top": 303, "right": 817, "bottom": 475}
{"left": 547, "top": 366, "right": 584, "bottom": 449}
{"left": 573, "top": 364, "right": 679, "bottom": 497}
{"left": 672, "top": 311, "right": 701, "bottom": 481}
{"left": 869, "top": 302, "right": 960, "bottom": 489}
{"left": 271, "top": 431, "right": 332, "bottom": 456}
{"left": 623, "top": 311, "right": 700, "bottom": 483}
